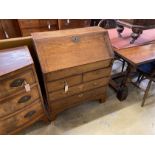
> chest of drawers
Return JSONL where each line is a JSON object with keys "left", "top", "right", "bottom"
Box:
{"left": 18, "top": 19, "right": 58, "bottom": 36}
{"left": 0, "top": 46, "right": 47, "bottom": 134}
{"left": 32, "top": 27, "right": 114, "bottom": 120}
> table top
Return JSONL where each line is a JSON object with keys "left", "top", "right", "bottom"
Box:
{"left": 0, "top": 46, "right": 33, "bottom": 76}
{"left": 115, "top": 43, "right": 155, "bottom": 66}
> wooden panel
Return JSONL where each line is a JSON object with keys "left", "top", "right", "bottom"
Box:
{"left": 83, "top": 67, "right": 111, "bottom": 82}
{"left": 0, "top": 100, "right": 43, "bottom": 134}
{"left": 0, "top": 69, "right": 36, "bottom": 98}
{"left": 0, "top": 20, "right": 21, "bottom": 38}
{"left": 47, "top": 74, "right": 82, "bottom": 92}
{"left": 58, "top": 19, "right": 91, "bottom": 30}
{"left": 0, "top": 22, "right": 5, "bottom": 39}
{"left": 18, "top": 19, "right": 58, "bottom": 29}
{"left": 49, "top": 77, "right": 109, "bottom": 101}
{"left": 50, "top": 86, "right": 106, "bottom": 113}
{"left": 46, "top": 60, "right": 111, "bottom": 81}
{"left": 18, "top": 20, "right": 58, "bottom": 36}
{"left": 32, "top": 27, "right": 113, "bottom": 74}
{"left": 21, "top": 27, "right": 57, "bottom": 36}
{"left": 0, "top": 86, "right": 40, "bottom": 118}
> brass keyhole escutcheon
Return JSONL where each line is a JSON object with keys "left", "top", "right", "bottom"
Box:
{"left": 71, "top": 36, "right": 80, "bottom": 43}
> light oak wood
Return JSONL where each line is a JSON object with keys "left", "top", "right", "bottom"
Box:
{"left": 32, "top": 27, "right": 113, "bottom": 120}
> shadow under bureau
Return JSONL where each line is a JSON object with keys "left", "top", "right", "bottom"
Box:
{"left": 32, "top": 26, "right": 114, "bottom": 120}
{"left": 0, "top": 46, "right": 48, "bottom": 134}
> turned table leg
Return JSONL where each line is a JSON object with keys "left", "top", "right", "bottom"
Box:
{"left": 130, "top": 28, "right": 143, "bottom": 44}
{"left": 116, "top": 25, "right": 124, "bottom": 37}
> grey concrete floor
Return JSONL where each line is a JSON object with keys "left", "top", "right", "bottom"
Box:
{"left": 21, "top": 60, "right": 155, "bottom": 135}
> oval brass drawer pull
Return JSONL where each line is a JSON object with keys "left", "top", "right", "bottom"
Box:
{"left": 10, "top": 79, "right": 25, "bottom": 87}
{"left": 24, "top": 110, "right": 36, "bottom": 118}
{"left": 18, "top": 95, "right": 31, "bottom": 104}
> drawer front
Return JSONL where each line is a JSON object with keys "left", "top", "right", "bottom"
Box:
{"left": 59, "top": 19, "right": 91, "bottom": 29}
{"left": 18, "top": 19, "right": 58, "bottom": 29}
{"left": 50, "top": 86, "right": 106, "bottom": 112}
{"left": 47, "top": 74, "right": 82, "bottom": 92}
{"left": 0, "top": 86, "right": 40, "bottom": 118}
{"left": 83, "top": 67, "right": 111, "bottom": 82}
{"left": 46, "top": 59, "right": 112, "bottom": 81}
{"left": 49, "top": 77, "right": 109, "bottom": 101}
{"left": 0, "top": 100, "right": 43, "bottom": 134}
{"left": 0, "top": 70, "right": 36, "bottom": 98}
{"left": 21, "top": 27, "right": 57, "bottom": 36}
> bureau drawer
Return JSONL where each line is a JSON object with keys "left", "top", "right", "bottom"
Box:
{"left": 47, "top": 74, "right": 82, "bottom": 92}
{"left": 49, "top": 77, "right": 109, "bottom": 101}
{"left": 0, "top": 86, "right": 40, "bottom": 118}
{"left": 0, "top": 70, "right": 36, "bottom": 98}
{"left": 83, "top": 67, "right": 111, "bottom": 82}
{"left": 46, "top": 59, "right": 112, "bottom": 81}
{"left": 0, "top": 100, "right": 43, "bottom": 134}
{"left": 50, "top": 86, "right": 106, "bottom": 112}
{"left": 18, "top": 19, "right": 58, "bottom": 29}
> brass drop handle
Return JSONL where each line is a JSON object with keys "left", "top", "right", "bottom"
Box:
{"left": 24, "top": 110, "right": 36, "bottom": 118}
{"left": 64, "top": 81, "right": 69, "bottom": 93}
{"left": 66, "top": 19, "right": 70, "bottom": 25}
{"left": 10, "top": 79, "right": 25, "bottom": 87}
{"left": 18, "top": 95, "right": 31, "bottom": 104}
{"left": 47, "top": 21, "right": 51, "bottom": 30}
{"left": 4, "top": 31, "right": 9, "bottom": 39}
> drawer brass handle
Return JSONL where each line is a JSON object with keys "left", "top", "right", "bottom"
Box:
{"left": 71, "top": 36, "right": 80, "bottom": 43}
{"left": 78, "top": 94, "right": 83, "bottom": 98}
{"left": 24, "top": 110, "right": 36, "bottom": 118}
{"left": 10, "top": 79, "right": 25, "bottom": 87}
{"left": 18, "top": 95, "right": 31, "bottom": 104}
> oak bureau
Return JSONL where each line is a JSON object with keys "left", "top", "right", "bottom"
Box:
{"left": 32, "top": 26, "right": 114, "bottom": 120}
{"left": 0, "top": 46, "right": 47, "bottom": 134}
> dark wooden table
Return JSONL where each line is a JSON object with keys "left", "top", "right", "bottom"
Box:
{"left": 110, "top": 43, "right": 155, "bottom": 101}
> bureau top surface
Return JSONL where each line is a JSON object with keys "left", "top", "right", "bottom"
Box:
{"left": 0, "top": 46, "right": 33, "bottom": 76}
{"left": 32, "top": 27, "right": 113, "bottom": 74}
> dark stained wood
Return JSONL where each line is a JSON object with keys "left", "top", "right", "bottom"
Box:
{"left": 0, "top": 20, "right": 21, "bottom": 38}
{"left": 58, "top": 19, "right": 91, "bottom": 30}
{"left": 32, "top": 27, "right": 113, "bottom": 120}
{"left": 18, "top": 19, "right": 59, "bottom": 36}
{"left": 116, "top": 43, "right": 155, "bottom": 66}
{"left": 0, "top": 22, "right": 5, "bottom": 39}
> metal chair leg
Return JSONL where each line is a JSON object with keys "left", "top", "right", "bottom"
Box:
{"left": 141, "top": 80, "right": 152, "bottom": 107}
{"left": 121, "top": 60, "right": 125, "bottom": 72}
